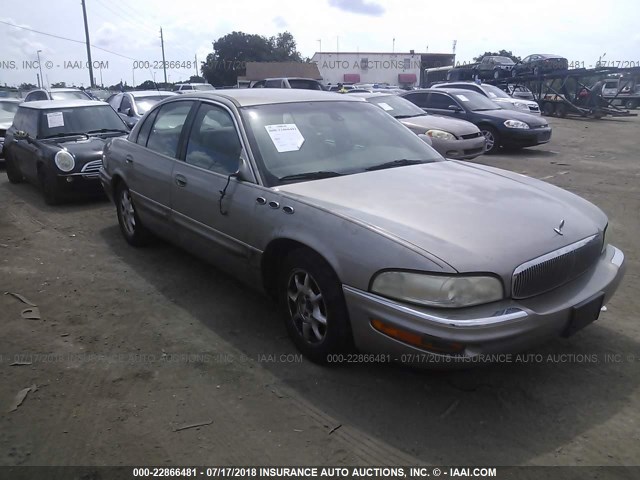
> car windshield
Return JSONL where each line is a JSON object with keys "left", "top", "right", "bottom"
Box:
{"left": 481, "top": 84, "right": 511, "bottom": 99}
{"left": 38, "top": 105, "right": 127, "bottom": 138}
{"left": 0, "top": 101, "right": 19, "bottom": 122}
{"left": 50, "top": 91, "right": 90, "bottom": 100}
{"left": 135, "top": 96, "right": 170, "bottom": 114}
{"left": 492, "top": 56, "right": 515, "bottom": 65}
{"left": 193, "top": 84, "right": 215, "bottom": 90}
{"left": 365, "top": 94, "right": 426, "bottom": 118}
{"left": 452, "top": 91, "right": 502, "bottom": 111}
{"left": 241, "top": 101, "right": 442, "bottom": 186}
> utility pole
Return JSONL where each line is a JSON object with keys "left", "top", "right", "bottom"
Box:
{"left": 194, "top": 54, "right": 198, "bottom": 77}
{"left": 36, "top": 50, "right": 44, "bottom": 88}
{"left": 392, "top": 38, "right": 395, "bottom": 53}
{"left": 317, "top": 39, "right": 321, "bottom": 53}
{"left": 81, "top": 0, "right": 95, "bottom": 88}
{"left": 160, "top": 27, "right": 168, "bottom": 86}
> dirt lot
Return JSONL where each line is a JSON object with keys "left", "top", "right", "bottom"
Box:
{"left": 1, "top": 114, "right": 639, "bottom": 471}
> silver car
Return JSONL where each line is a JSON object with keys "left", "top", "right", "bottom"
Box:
{"left": 351, "top": 92, "right": 486, "bottom": 159}
{"left": 99, "top": 90, "right": 625, "bottom": 365}
{"left": 434, "top": 82, "right": 541, "bottom": 115}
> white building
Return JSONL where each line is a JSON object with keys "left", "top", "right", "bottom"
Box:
{"left": 311, "top": 51, "right": 455, "bottom": 87}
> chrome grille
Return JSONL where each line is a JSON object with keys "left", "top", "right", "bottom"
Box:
{"left": 80, "top": 159, "right": 102, "bottom": 178}
{"left": 461, "top": 132, "right": 483, "bottom": 140}
{"left": 512, "top": 234, "right": 602, "bottom": 299}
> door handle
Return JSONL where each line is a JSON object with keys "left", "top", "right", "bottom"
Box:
{"left": 125, "top": 154, "right": 134, "bottom": 164}
{"left": 174, "top": 174, "right": 187, "bottom": 187}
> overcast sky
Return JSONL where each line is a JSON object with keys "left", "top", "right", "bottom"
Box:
{"left": 1, "top": 0, "right": 639, "bottom": 88}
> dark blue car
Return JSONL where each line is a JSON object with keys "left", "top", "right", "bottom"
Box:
{"left": 401, "top": 88, "right": 551, "bottom": 154}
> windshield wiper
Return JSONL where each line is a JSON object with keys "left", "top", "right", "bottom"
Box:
{"left": 394, "top": 113, "right": 426, "bottom": 119}
{"left": 87, "top": 128, "right": 129, "bottom": 134}
{"left": 365, "top": 159, "right": 428, "bottom": 171}
{"left": 43, "top": 132, "right": 89, "bottom": 139}
{"left": 278, "top": 171, "right": 343, "bottom": 182}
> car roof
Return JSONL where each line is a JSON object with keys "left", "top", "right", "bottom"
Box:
{"left": 261, "top": 77, "right": 320, "bottom": 81}
{"left": 348, "top": 92, "right": 392, "bottom": 98}
{"left": 19, "top": 99, "right": 104, "bottom": 109}
{"left": 0, "top": 98, "right": 21, "bottom": 103}
{"left": 128, "top": 90, "right": 177, "bottom": 97}
{"left": 28, "top": 88, "right": 84, "bottom": 93}
{"left": 176, "top": 89, "right": 363, "bottom": 107}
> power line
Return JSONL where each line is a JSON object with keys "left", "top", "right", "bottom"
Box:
{"left": 0, "top": 19, "right": 136, "bottom": 61}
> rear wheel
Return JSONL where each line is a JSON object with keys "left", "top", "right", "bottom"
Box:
{"left": 480, "top": 126, "right": 500, "bottom": 154}
{"left": 533, "top": 66, "right": 540, "bottom": 76}
{"left": 115, "top": 183, "right": 152, "bottom": 246}
{"left": 493, "top": 69, "right": 501, "bottom": 80}
{"left": 624, "top": 99, "right": 638, "bottom": 109}
{"left": 4, "top": 151, "right": 24, "bottom": 184}
{"left": 278, "top": 248, "right": 353, "bottom": 364}
{"left": 555, "top": 103, "right": 568, "bottom": 118}
{"left": 542, "top": 102, "right": 555, "bottom": 116}
{"left": 38, "top": 168, "right": 61, "bottom": 205}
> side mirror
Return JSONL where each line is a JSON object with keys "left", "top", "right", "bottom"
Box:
{"left": 448, "top": 105, "right": 462, "bottom": 112}
{"left": 126, "top": 108, "right": 134, "bottom": 117}
{"left": 14, "top": 130, "right": 29, "bottom": 140}
{"left": 234, "top": 154, "right": 255, "bottom": 183}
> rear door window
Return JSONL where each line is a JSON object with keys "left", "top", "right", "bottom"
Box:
{"left": 146, "top": 102, "right": 194, "bottom": 158}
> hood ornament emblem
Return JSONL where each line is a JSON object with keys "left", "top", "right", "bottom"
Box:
{"left": 554, "top": 219, "right": 565, "bottom": 236}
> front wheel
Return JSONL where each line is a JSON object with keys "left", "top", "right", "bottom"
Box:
{"left": 480, "top": 126, "right": 500, "bottom": 154}
{"left": 279, "top": 249, "right": 353, "bottom": 364}
{"left": 4, "top": 151, "right": 24, "bottom": 184}
{"left": 493, "top": 69, "right": 501, "bottom": 80}
{"left": 38, "top": 168, "right": 61, "bottom": 205}
{"left": 624, "top": 99, "right": 638, "bottom": 109}
{"left": 115, "top": 183, "right": 152, "bottom": 246}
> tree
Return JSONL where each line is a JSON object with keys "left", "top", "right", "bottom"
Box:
{"left": 202, "top": 30, "right": 305, "bottom": 86}
{"left": 473, "top": 50, "right": 521, "bottom": 63}
{"left": 19, "top": 82, "right": 37, "bottom": 91}
{"left": 136, "top": 80, "right": 159, "bottom": 90}
{"left": 188, "top": 75, "right": 205, "bottom": 83}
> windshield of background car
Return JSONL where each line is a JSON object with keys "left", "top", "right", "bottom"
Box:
{"left": 136, "top": 96, "right": 170, "bottom": 114}
{"left": 38, "top": 105, "right": 127, "bottom": 138}
{"left": 50, "top": 91, "right": 90, "bottom": 100}
{"left": 0, "top": 101, "right": 19, "bottom": 122}
{"left": 481, "top": 84, "right": 511, "bottom": 99}
{"left": 493, "top": 56, "right": 515, "bottom": 64}
{"left": 194, "top": 84, "right": 215, "bottom": 90}
{"left": 288, "top": 80, "right": 323, "bottom": 90}
{"left": 241, "top": 101, "right": 442, "bottom": 186}
{"left": 365, "top": 94, "right": 426, "bottom": 117}
{"left": 453, "top": 91, "right": 502, "bottom": 111}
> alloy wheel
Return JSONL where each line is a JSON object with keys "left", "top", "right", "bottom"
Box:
{"left": 286, "top": 269, "right": 327, "bottom": 344}
{"left": 119, "top": 189, "right": 136, "bottom": 236}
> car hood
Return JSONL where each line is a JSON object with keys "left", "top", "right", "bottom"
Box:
{"left": 277, "top": 161, "right": 606, "bottom": 276}
{"left": 472, "top": 108, "right": 547, "bottom": 126}
{"left": 493, "top": 97, "right": 538, "bottom": 107}
{"left": 399, "top": 114, "right": 480, "bottom": 136}
{"left": 0, "top": 120, "right": 13, "bottom": 131}
{"left": 43, "top": 136, "right": 115, "bottom": 163}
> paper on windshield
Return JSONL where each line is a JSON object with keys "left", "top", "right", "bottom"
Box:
{"left": 378, "top": 102, "right": 394, "bottom": 111}
{"left": 265, "top": 124, "right": 305, "bottom": 153}
{"left": 456, "top": 94, "right": 470, "bottom": 102}
{"left": 46, "top": 112, "right": 64, "bottom": 128}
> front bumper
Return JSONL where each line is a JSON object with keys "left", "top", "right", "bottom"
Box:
{"left": 433, "top": 136, "right": 486, "bottom": 160}
{"left": 501, "top": 126, "right": 551, "bottom": 148}
{"left": 343, "top": 245, "right": 625, "bottom": 365}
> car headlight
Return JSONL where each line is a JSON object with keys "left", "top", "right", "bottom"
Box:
{"left": 54, "top": 150, "right": 75, "bottom": 172}
{"left": 514, "top": 102, "right": 530, "bottom": 111}
{"left": 504, "top": 120, "right": 530, "bottom": 129}
{"left": 426, "top": 129, "right": 456, "bottom": 141}
{"left": 371, "top": 271, "right": 504, "bottom": 308}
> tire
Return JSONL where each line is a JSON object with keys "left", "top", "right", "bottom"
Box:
{"left": 480, "top": 126, "right": 500, "bottom": 154}
{"left": 493, "top": 69, "right": 501, "bottom": 80}
{"left": 555, "top": 103, "right": 568, "bottom": 118}
{"left": 511, "top": 69, "right": 517, "bottom": 78}
{"left": 542, "top": 102, "right": 555, "bottom": 116}
{"left": 278, "top": 248, "right": 353, "bottom": 364}
{"left": 533, "top": 67, "right": 540, "bottom": 76}
{"left": 115, "top": 182, "right": 152, "bottom": 247}
{"left": 38, "top": 168, "right": 61, "bottom": 205}
{"left": 624, "top": 99, "right": 638, "bottom": 109}
{"left": 4, "top": 151, "right": 24, "bottom": 184}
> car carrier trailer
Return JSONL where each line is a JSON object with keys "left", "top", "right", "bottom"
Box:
{"left": 483, "top": 66, "right": 640, "bottom": 119}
